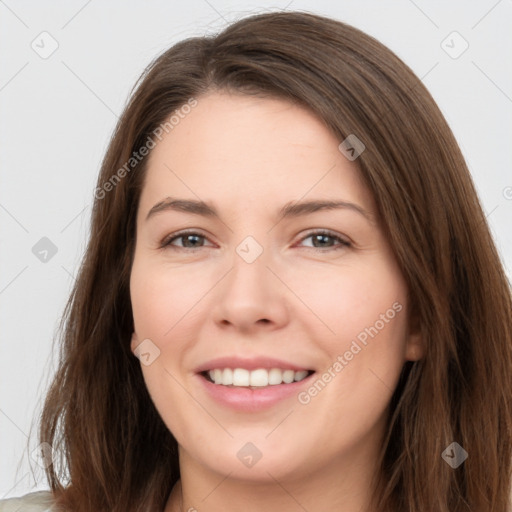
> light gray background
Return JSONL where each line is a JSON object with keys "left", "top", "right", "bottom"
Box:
{"left": 1, "top": 0, "right": 511, "bottom": 498}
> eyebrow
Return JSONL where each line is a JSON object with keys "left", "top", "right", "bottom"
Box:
{"left": 145, "top": 196, "right": 373, "bottom": 223}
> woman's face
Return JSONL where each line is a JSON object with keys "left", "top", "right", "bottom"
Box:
{"left": 130, "top": 90, "right": 423, "bottom": 484}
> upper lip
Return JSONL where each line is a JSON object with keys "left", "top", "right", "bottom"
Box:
{"left": 194, "top": 356, "right": 314, "bottom": 373}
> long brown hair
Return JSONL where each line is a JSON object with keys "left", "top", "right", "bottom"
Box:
{"left": 38, "top": 10, "right": 512, "bottom": 511}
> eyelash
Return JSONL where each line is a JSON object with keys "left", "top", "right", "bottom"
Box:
{"left": 159, "top": 229, "right": 351, "bottom": 252}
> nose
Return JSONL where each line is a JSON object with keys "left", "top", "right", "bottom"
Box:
{"left": 212, "top": 248, "right": 290, "bottom": 334}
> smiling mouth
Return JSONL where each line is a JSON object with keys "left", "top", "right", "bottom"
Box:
{"left": 201, "top": 368, "right": 315, "bottom": 388}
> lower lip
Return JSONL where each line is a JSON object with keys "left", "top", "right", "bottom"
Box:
{"left": 196, "top": 373, "right": 315, "bottom": 412}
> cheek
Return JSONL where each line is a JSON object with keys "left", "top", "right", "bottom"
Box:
{"left": 286, "top": 259, "right": 407, "bottom": 349}
{"left": 130, "top": 258, "right": 216, "bottom": 341}
{"left": 326, "top": 272, "right": 407, "bottom": 400}
{"left": 289, "top": 258, "right": 409, "bottom": 405}
{"left": 129, "top": 260, "right": 206, "bottom": 435}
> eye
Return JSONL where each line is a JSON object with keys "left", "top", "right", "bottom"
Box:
{"left": 296, "top": 230, "right": 351, "bottom": 250}
{"left": 159, "top": 229, "right": 351, "bottom": 251}
{"left": 159, "top": 230, "right": 214, "bottom": 250}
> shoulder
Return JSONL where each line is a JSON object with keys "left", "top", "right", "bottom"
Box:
{"left": 0, "top": 490, "right": 57, "bottom": 512}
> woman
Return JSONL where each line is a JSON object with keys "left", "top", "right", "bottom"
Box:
{"left": 1, "top": 10, "right": 510, "bottom": 512}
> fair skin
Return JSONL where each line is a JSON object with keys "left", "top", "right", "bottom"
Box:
{"left": 130, "top": 90, "right": 424, "bottom": 512}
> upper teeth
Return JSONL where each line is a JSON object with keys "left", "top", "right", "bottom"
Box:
{"left": 208, "top": 368, "right": 310, "bottom": 387}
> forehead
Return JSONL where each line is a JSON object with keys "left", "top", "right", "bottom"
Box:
{"left": 138, "top": 91, "right": 374, "bottom": 219}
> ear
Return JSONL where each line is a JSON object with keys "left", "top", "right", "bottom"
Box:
{"left": 130, "top": 332, "right": 139, "bottom": 354}
{"left": 401, "top": 296, "right": 424, "bottom": 361}
{"left": 404, "top": 308, "right": 425, "bottom": 361}
{"left": 405, "top": 331, "right": 425, "bottom": 361}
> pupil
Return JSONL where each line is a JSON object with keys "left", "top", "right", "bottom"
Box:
{"left": 185, "top": 235, "right": 201, "bottom": 247}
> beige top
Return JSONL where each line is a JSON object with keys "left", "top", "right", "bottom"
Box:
{"left": 0, "top": 491, "right": 56, "bottom": 512}
{"left": 2, "top": 487, "right": 511, "bottom": 510}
